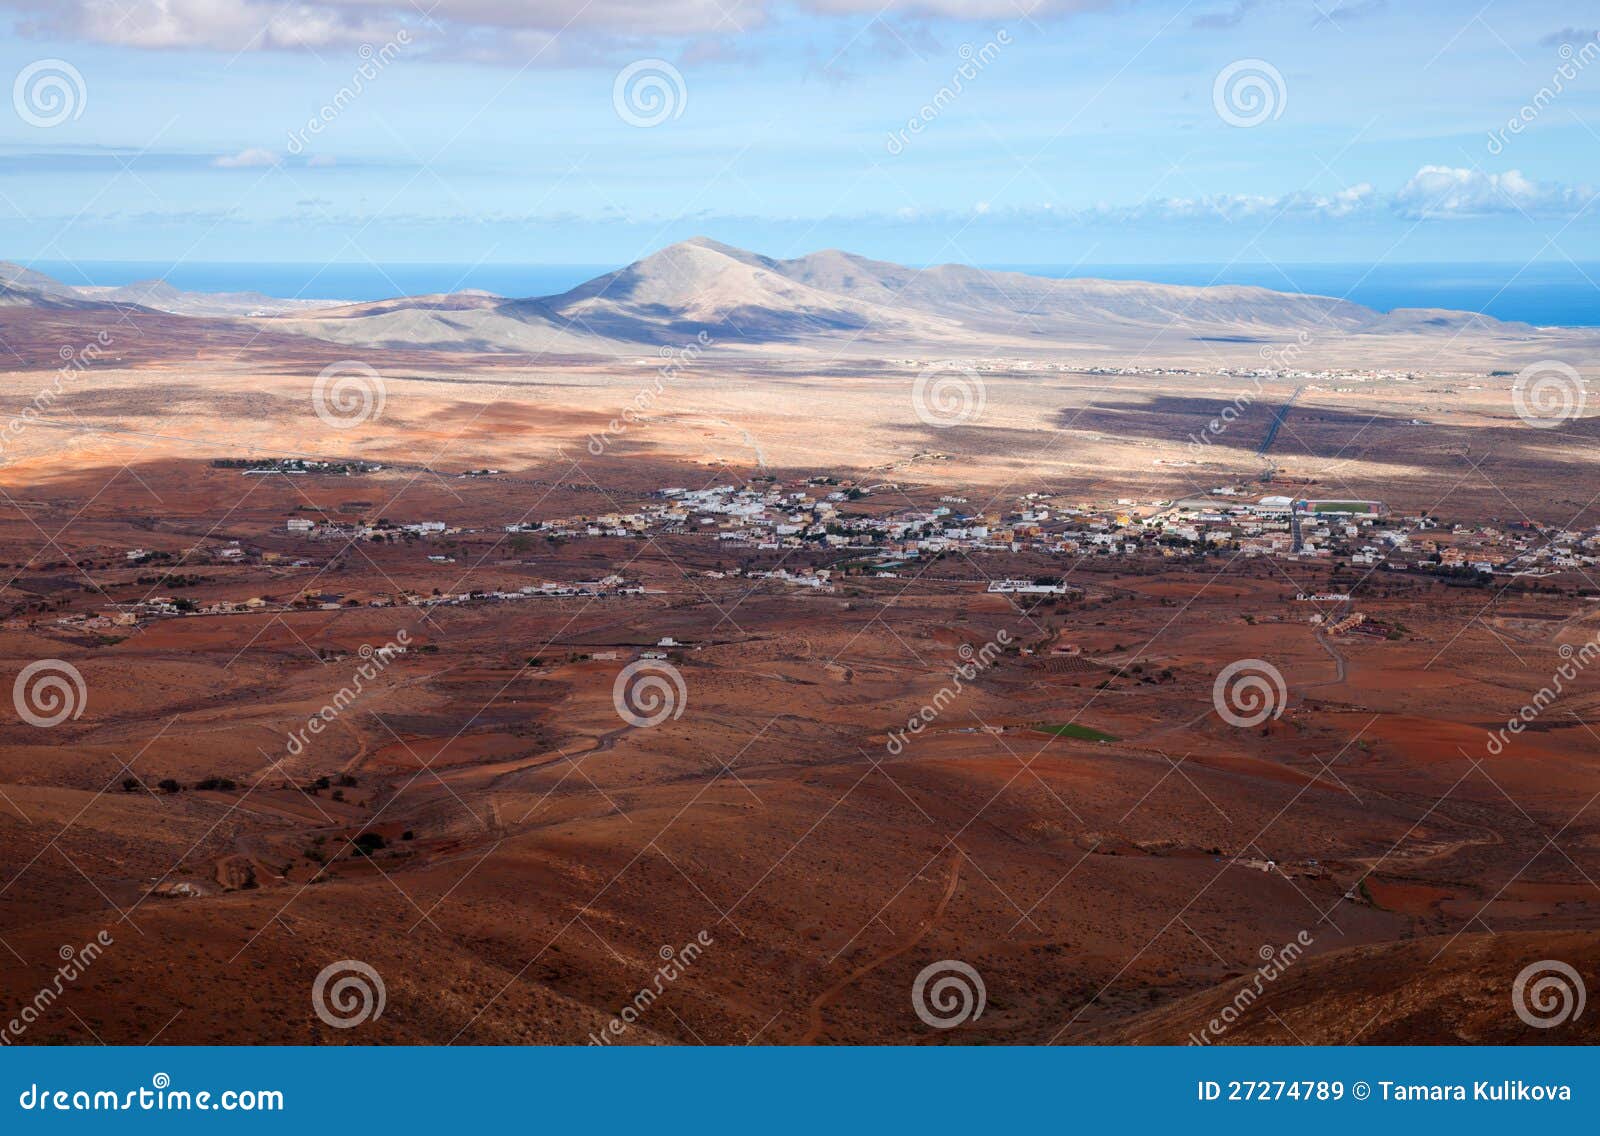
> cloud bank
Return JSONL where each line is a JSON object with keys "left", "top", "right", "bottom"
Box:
{"left": 0, "top": 0, "right": 1104, "bottom": 59}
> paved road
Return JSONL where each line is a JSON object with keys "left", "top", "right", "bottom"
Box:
{"left": 1256, "top": 384, "right": 1305, "bottom": 458}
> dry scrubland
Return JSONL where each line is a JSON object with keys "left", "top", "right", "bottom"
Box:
{"left": 1, "top": 279, "right": 1599, "bottom": 1045}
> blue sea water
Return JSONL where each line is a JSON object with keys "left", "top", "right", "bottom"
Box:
{"left": 31, "top": 259, "right": 1600, "bottom": 326}
{"left": 1010, "top": 262, "right": 1600, "bottom": 327}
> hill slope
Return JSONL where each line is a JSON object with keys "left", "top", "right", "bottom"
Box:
{"left": 1093, "top": 930, "right": 1600, "bottom": 1045}
{"left": 0, "top": 241, "right": 1575, "bottom": 363}
{"left": 265, "top": 237, "right": 1560, "bottom": 358}
{"left": 0, "top": 261, "right": 345, "bottom": 317}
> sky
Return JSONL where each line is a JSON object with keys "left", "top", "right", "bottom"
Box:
{"left": 0, "top": 0, "right": 1597, "bottom": 270}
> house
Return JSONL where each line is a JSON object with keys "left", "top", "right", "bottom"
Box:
{"left": 987, "top": 579, "right": 1068, "bottom": 595}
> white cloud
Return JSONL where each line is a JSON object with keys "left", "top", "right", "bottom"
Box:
{"left": 2, "top": 0, "right": 1100, "bottom": 56}
{"left": 3, "top": 0, "right": 753, "bottom": 52}
{"left": 1315, "top": 183, "right": 1376, "bottom": 218}
{"left": 807, "top": 0, "right": 1104, "bottom": 13}
{"left": 34, "top": 0, "right": 401, "bottom": 50}
{"left": 873, "top": 170, "right": 1590, "bottom": 227}
{"left": 212, "top": 147, "right": 279, "bottom": 168}
{"left": 1078, "top": 183, "right": 1378, "bottom": 223}
{"left": 1052, "top": 171, "right": 1583, "bottom": 225}
{"left": 1392, "top": 165, "right": 1591, "bottom": 219}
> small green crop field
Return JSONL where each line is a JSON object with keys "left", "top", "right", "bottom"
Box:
{"left": 1036, "top": 723, "right": 1119, "bottom": 742}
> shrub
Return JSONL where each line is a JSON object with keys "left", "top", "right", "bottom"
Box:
{"left": 353, "top": 832, "right": 386, "bottom": 854}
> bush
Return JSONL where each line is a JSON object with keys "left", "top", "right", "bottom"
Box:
{"left": 353, "top": 832, "right": 386, "bottom": 854}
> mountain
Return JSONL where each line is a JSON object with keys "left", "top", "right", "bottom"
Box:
{"left": 0, "top": 260, "right": 80, "bottom": 297}
{"left": 0, "top": 278, "right": 118, "bottom": 313}
{"left": 266, "top": 237, "right": 1554, "bottom": 357}
{"left": 80, "top": 279, "right": 337, "bottom": 317}
{"left": 778, "top": 243, "right": 1377, "bottom": 334}
{"left": 517, "top": 238, "right": 940, "bottom": 343}
{"left": 0, "top": 261, "right": 116, "bottom": 312}
{"left": 0, "top": 241, "right": 1568, "bottom": 361}
{"left": 0, "top": 261, "right": 345, "bottom": 317}
{"left": 511, "top": 237, "right": 1384, "bottom": 345}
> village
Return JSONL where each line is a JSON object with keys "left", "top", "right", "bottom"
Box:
{"left": 22, "top": 468, "right": 1599, "bottom": 638}
{"left": 276, "top": 474, "right": 1597, "bottom": 582}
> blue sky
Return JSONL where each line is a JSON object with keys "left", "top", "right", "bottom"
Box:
{"left": 0, "top": 0, "right": 1597, "bottom": 269}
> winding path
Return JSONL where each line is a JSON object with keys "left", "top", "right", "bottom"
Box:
{"left": 800, "top": 850, "right": 962, "bottom": 1044}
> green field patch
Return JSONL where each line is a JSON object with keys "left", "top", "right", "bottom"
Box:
{"left": 1036, "top": 722, "right": 1119, "bottom": 742}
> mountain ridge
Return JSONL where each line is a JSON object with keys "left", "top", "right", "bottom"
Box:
{"left": 263, "top": 237, "right": 1555, "bottom": 357}
{"left": 0, "top": 241, "right": 1562, "bottom": 359}
{"left": 0, "top": 260, "right": 346, "bottom": 317}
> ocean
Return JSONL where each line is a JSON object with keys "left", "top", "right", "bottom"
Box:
{"left": 32, "top": 259, "right": 1600, "bottom": 326}
{"left": 1009, "top": 262, "right": 1600, "bottom": 327}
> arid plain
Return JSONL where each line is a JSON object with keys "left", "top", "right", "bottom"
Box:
{"left": 1, "top": 244, "right": 1599, "bottom": 1045}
